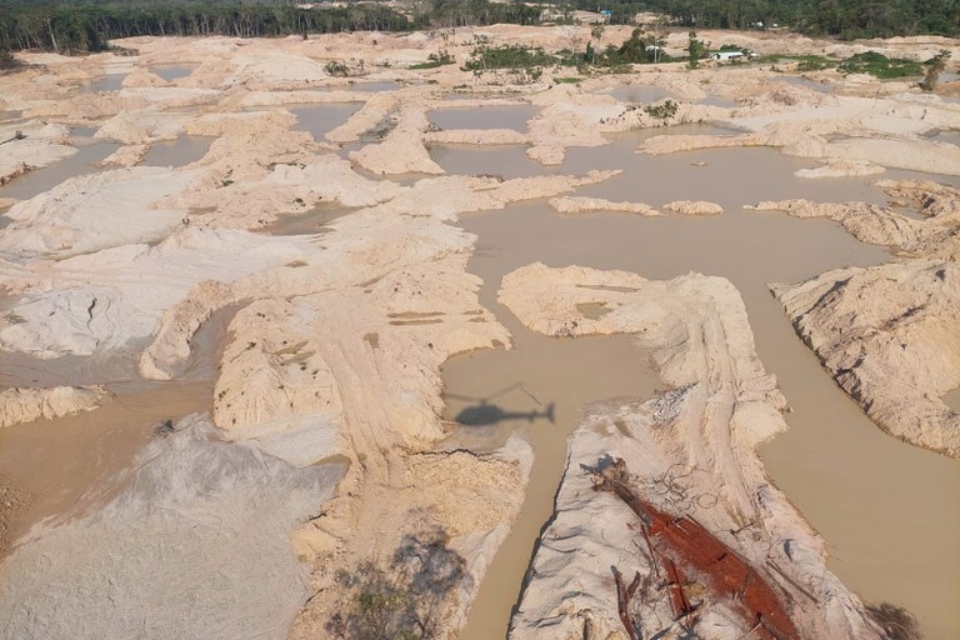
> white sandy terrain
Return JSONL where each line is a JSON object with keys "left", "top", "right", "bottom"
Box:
{"left": 0, "top": 167, "right": 197, "bottom": 260}
{"left": 501, "top": 263, "right": 882, "bottom": 639}
{"left": 774, "top": 261, "right": 960, "bottom": 458}
{"left": 0, "top": 415, "right": 346, "bottom": 640}
{"left": 0, "top": 385, "right": 110, "bottom": 428}
{"left": 0, "top": 23, "right": 958, "bottom": 640}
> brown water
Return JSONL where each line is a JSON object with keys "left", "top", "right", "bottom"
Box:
{"left": 142, "top": 136, "right": 213, "bottom": 167}
{"left": 0, "top": 132, "right": 119, "bottom": 201}
{"left": 429, "top": 105, "right": 539, "bottom": 132}
{"left": 429, "top": 145, "right": 556, "bottom": 180}
{"left": 442, "top": 244, "right": 662, "bottom": 639}
{"left": 448, "top": 137, "right": 960, "bottom": 639}
{"left": 0, "top": 381, "right": 212, "bottom": 552}
{"left": 151, "top": 65, "right": 196, "bottom": 82}
{"left": 83, "top": 74, "right": 126, "bottom": 93}
{"left": 343, "top": 81, "right": 398, "bottom": 93}
{"left": 944, "top": 388, "right": 960, "bottom": 413}
{"left": 606, "top": 85, "right": 675, "bottom": 103}
{"left": 261, "top": 203, "right": 355, "bottom": 235}
{"left": 0, "top": 299, "right": 237, "bottom": 556}
{"left": 290, "top": 104, "right": 362, "bottom": 143}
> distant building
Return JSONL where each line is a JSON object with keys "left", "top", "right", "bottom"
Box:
{"left": 710, "top": 50, "right": 756, "bottom": 62}
{"left": 711, "top": 51, "right": 745, "bottom": 62}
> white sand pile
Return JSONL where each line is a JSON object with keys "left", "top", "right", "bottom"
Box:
{"left": 0, "top": 385, "right": 110, "bottom": 428}
{"left": 0, "top": 167, "right": 198, "bottom": 260}
{"left": 774, "top": 261, "right": 960, "bottom": 458}
{"left": 0, "top": 415, "right": 346, "bottom": 640}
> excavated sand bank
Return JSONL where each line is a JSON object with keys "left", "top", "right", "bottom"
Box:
{"left": 0, "top": 24, "right": 958, "bottom": 640}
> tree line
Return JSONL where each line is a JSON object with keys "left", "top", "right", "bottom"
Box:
{"left": 0, "top": 3, "right": 414, "bottom": 54}
{"left": 0, "top": 0, "right": 958, "bottom": 60}
{"left": 575, "top": 0, "right": 959, "bottom": 39}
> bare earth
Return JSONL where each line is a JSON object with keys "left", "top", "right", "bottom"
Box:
{"left": 0, "top": 22, "right": 958, "bottom": 640}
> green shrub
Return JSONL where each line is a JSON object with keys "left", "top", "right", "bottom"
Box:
{"left": 644, "top": 100, "right": 679, "bottom": 120}
{"left": 411, "top": 50, "right": 455, "bottom": 70}
{"left": 838, "top": 52, "right": 922, "bottom": 78}
{"left": 461, "top": 44, "right": 557, "bottom": 71}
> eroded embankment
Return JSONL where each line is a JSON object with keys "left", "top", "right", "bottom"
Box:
{"left": 0, "top": 26, "right": 959, "bottom": 640}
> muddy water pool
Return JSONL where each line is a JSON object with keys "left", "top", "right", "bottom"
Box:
{"left": 944, "top": 388, "right": 960, "bottom": 413}
{"left": 142, "top": 135, "right": 213, "bottom": 167}
{"left": 0, "top": 301, "right": 237, "bottom": 557}
{"left": 150, "top": 65, "right": 196, "bottom": 82}
{"left": 605, "top": 84, "right": 675, "bottom": 103}
{"left": 290, "top": 104, "right": 362, "bottom": 142}
{"left": 0, "top": 382, "right": 213, "bottom": 552}
{"left": 0, "top": 131, "right": 119, "bottom": 202}
{"left": 83, "top": 74, "right": 126, "bottom": 93}
{"left": 261, "top": 203, "right": 355, "bottom": 235}
{"left": 445, "top": 135, "right": 960, "bottom": 638}
{"left": 429, "top": 105, "right": 539, "bottom": 132}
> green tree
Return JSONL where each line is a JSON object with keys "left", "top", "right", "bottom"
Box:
{"left": 687, "top": 30, "right": 706, "bottom": 68}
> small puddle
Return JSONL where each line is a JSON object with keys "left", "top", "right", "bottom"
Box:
{"left": 261, "top": 203, "right": 354, "bottom": 235}
{"left": 451, "top": 133, "right": 960, "bottom": 639}
{"left": 345, "top": 81, "right": 398, "bottom": 92}
{"left": 83, "top": 74, "right": 127, "bottom": 93}
{"left": 0, "top": 132, "right": 120, "bottom": 201}
{"left": 150, "top": 65, "right": 196, "bottom": 82}
{"left": 606, "top": 85, "right": 675, "bottom": 103}
{"left": 776, "top": 76, "right": 831, "bottom": 93}
{"left": 291, "top": 104, "right": 362, "bottom": 142}
{"left": 429, "top": 104, "right": 539, "bottom": 132}
{"left": 699, "top": 95, "right": 739, "bottom": 108}
{"left": 933, "top": 129, "right": 960, "bottom": 147}
{"left": 944, "top": 388, "right": 960, "bottom": 413}
{"left": 142, "top": 136, "right": 213, "bottom": 167}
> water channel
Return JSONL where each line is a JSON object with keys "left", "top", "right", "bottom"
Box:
{"left": 0, "top": 129, "right": 119, "bottom": 203}
{"left": 439, "top": 132, "right": 960, "bottom": 639}
{"left": 1, "top": 86, "right": 958, "bottom": 638}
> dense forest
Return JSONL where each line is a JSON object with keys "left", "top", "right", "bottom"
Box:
{"left": 584, "top": 0, "right": 960, "bottom": 38}
{"left": 0, "top": 0, "right": 957, "bottom": 58}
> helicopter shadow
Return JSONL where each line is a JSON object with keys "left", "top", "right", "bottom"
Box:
{"left": 446, "top": 382, "right": 556, "bottom": 427}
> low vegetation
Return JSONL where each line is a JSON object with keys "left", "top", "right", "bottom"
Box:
{"left": 410, "top": 50, "right": 455, "bottom": 70}
{"left": 327, "top": 528, "right": 467, "bottom": 640}
{"left": 837, "top": 52, "right": 923, "bottom": 78}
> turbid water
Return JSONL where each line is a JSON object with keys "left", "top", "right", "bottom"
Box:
{"left": 142, "top": 136, "right": 213, "bottom": 167}
{"left": 261, "top": 203, "right": 355, "bottom": 236}
{"left": 606, "top": 84, "right": 675, "bottom": 103}
{"left": 945, "top": 388, "right": 960, "bottom": 413}
{"left": 445, "top": 134, "right": 960, "bottom": 639}
{"left": 429, "top": 105, "right": 538, "bottom": 132}
{"left": 291, "top": 104, "right": 362, "bottom": 143}
{"left": 0, "top": 301, "right": 238, "bottom": 556}
{"left": 0, "top": 381, "right": 213, "bottom": 554}
{"left": 84, "top": 74, "right": 126, "bottom": 93}
{"left": 0, "top": 135, "right": 119, "bottom": 202}
{"left": 1, "top": 125, "right": 120, "bottom": 196}
{"left": 150, "top": 65, "right": 195, "bottom": 82}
